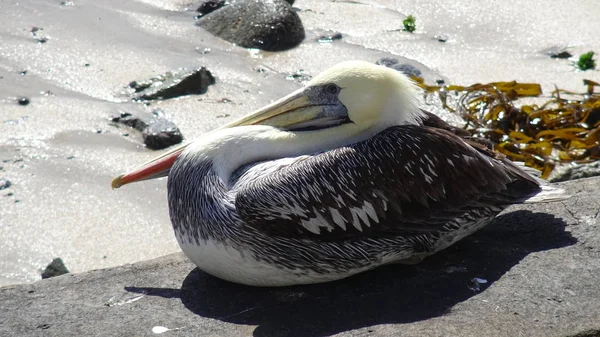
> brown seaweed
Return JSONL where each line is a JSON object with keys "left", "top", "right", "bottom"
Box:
{"left": 415, "top": 78, "right": 600, "bottom": 178}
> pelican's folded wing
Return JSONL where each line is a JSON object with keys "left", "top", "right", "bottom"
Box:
{"left": 235, "top": 125, "right": 541, "bottom": 239}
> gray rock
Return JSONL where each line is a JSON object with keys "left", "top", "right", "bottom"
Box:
{"left": 142, "top": 119, "right": 183, "bottom": 150}
{"left": 376, "top": 57, "right": 422, "bottom": 77}
{"left": 317, "top": 32, "right": 343, "bottom": 43}
{"left": 434, "top": 35, "right": 448, "bottom": 43}
{"left": 542, "top": 46, "right": 573, "bottom": 59}
{"left": 41, "top": 258, "right": 69, "bottom": 279}
{"left": 549, "top": 161, "right": 600, "bottom": 182}
{"left": 134, "top": 67, "right": 216, "bottom": 101}
{"left": 1, "top": 177, "right": 599, "bottom": 337}
{"left": 111, "top": 110, "right": 184, "bottom": 150}
{"left": 0, "top": 178, "right": 11, "bottom": 190}
{"left": 17, "top": 97, "right": 30, "bottom": 106}
{"left": 196, "top": 0, "right": 305, "bottom": 51}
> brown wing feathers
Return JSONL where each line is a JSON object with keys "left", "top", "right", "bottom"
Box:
{"left": 235, "top": 124, "right": 541, "bottom": 239}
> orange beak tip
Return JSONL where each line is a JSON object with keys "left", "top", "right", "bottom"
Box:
{"left": 111, "top": 175, "right": 125, "bottom": 190}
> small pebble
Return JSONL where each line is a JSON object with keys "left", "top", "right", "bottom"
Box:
{"left": 0, "top": 179, "right": 12, "bottom": 190}
{"left": 550, "top": 51, "right": 572, "bottom": 59}
{"left": 317, "top": 32, "right": 342, "bottom": 43}
{"left": 543, "top": 47, "right": 573, "bottom": 59}
{"left": 434, "top": 35, "right": 448, "bottom": 42}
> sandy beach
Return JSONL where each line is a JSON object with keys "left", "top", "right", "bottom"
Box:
{"left": 1, "top": 0, "right": 598, "bottom": 287}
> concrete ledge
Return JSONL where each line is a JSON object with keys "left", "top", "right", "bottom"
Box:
{"left": 1, "top": 177, "right": 599, "bottom": 337}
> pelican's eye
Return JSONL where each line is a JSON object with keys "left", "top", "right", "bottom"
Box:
{"left": 324, "top": 83, "right": 341, "bottom": 95}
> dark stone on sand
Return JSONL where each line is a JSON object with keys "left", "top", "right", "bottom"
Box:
{"left": 1, "top": 177, "right": 600, "bottom": 336}
{"left": 434, "top": 35, "right": 448, "bottom": 43}
{"left": 376, "top": 57, "right": 422, "bottom": 77}
{"left": 551, "top": 51, "right": 572, "bottom": 59}
{"left": 0, "top": 178, "right": 11, "bottom": 190}
{"left": 135, "top": 67, "right": 215, "bottom": 101}
{"left": 41, "top": 258, "right": 69, "bottom": 279}
{"left": 375, "top": 57, "right": 400, "bottom": 68}
{"left": 142, "top": 119, "right": 183, "bottom": 150}
{"left": 111, "top": 112, "right": 148, "bottom": 131}
{"left": 196, "top": 0, "right": 305, "bottom": 51}
{"left": 543, "top": 47, "right": 573, "bottom": 59}
{"left": 111, "top": 110, "right": 184, "bottom": 150}
{"left": 18, "top": 97, "right": 30, "bottom": 106}
{"left": 317, "top": 32, "right": 343, "bottom": 43}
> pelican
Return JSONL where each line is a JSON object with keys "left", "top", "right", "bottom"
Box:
{"left": 112, "top": 61, "right": 567, "bottom": 286}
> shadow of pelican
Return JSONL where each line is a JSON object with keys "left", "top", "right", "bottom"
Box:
{"left": 126, "top": 210, "right": 576, "bottom": 337}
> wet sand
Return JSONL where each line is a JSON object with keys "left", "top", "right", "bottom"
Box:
{"left": 0, "top": 0, "right": 598, "bottom": 286}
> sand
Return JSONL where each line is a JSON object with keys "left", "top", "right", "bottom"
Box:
{"left": 0, "top": 0, "right": 598, "bottom": 286}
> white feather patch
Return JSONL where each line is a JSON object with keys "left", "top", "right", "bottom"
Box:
{"left": 329, "top": 207, "right": 347, "bottom": 230}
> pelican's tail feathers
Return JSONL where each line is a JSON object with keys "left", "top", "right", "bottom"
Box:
{"left": 518, "top": 184, "right": 570, "bottom": 204}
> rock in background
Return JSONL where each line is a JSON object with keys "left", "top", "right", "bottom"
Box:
{"left": 195, "top": 0, "right": 305, "bottom": 51}
{"left": 112, "top": 110, "right": 183, "bottom": 150}
{"left": 128, "top": 67, "right": 216, "bottom": 101}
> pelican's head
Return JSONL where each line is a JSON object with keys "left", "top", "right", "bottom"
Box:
{"left": 221, "top": 60, "right": 423, "bottom": 132}
{"left": 308, "top": 60, "right": 423, "bottom": 128}
{"left": 112, "top": 60, "right": 424, "bottom": 188}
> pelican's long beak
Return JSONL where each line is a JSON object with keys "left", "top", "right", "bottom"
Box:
{"left": 111, "top": 87, "right": 324, "bottom": 189}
